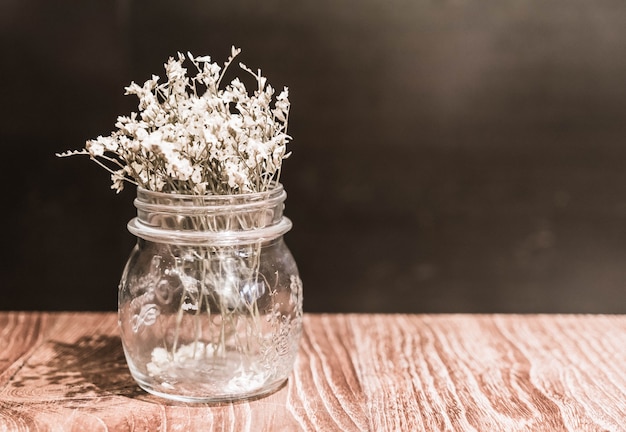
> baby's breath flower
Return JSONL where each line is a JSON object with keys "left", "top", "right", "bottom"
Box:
{"left": 59, "top": 47, "right": 292, "bottom": 195}
{"left": 86, "top": 137, "right": 106, "bottom": 157}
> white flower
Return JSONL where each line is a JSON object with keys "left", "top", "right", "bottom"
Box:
{"left": 165, "top": 54, "right": 188, "bottom": 86}
{"left": 86, "top": 137, "right": 105, "bottom": 157}
{"left": 168, "top": 154, "right": 193, "bottom": 181}
{"left": 224, "top": 159, "right": 249, "bottom": 191}
{"left": 111, "top": 169, "right": 126, "bottom": 193}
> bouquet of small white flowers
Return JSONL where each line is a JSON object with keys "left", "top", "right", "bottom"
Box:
{"left": 59, "top": 46, "right": 291, "bottom": 196}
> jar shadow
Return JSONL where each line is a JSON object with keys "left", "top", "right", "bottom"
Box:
{"left": 22, "top": 335, "right": 289, "bottom": 406}
{"left": 44, "top": 335, "right": 145, "bottom": 399}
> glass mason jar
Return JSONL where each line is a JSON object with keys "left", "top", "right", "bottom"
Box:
{"left": 118, "top": 184, "right": 303, "bottom": 403}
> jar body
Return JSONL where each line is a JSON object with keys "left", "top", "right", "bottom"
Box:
{"left": 118, "top": 186, "right": 302, "bottom": 402}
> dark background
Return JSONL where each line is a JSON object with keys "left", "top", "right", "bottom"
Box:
{"left": 2, "top": 0, "right": 626, "bottom": 313}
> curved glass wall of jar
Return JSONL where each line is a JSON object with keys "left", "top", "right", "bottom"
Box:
{"left": 118, "top": 185, "right": 303, "bottom": 403}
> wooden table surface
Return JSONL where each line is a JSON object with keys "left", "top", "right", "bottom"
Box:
{"left": 1, "top": 313, "right": 626, "bottom": 431}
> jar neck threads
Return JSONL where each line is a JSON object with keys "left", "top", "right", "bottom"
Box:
{"left": 128, "top": 184, "right": 292, "bottom": 246}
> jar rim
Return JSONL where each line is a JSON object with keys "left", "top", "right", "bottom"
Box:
{"left": 136, "top": 183, "right": 284, "bottom": 201}
{"left": 134, "top": 184, "right": 287, "bottom": 215}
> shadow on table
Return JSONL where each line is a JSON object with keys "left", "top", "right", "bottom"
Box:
{"left": 49, "top": 335, "right": 145, "bottom": 399}
{"left": 9, "top": 334, "right": 143, "bottom": 399}
{"left": 26, "top": 335, "right": 288, "bottom": 406}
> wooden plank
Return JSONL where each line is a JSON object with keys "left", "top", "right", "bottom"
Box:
{"left": 1, "top": 313, "right": 626, "bottom": 431}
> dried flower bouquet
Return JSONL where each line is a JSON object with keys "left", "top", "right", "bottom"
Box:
{"left": 59, "top": 48, "right": 301, "bottom": 400}
{"left": 59, "top": 46, "right": 291, "bottom": 195}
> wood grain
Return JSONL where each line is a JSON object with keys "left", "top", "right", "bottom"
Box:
{"left": 1, "top": 313, "right": 626, "bottom": 431}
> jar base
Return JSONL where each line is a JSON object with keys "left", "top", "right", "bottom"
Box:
{"left": 132, "top": 374, "right": 288, "bottom": 403}
{"left": 123, "top": 343, "right": 293, "bottom": 403}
